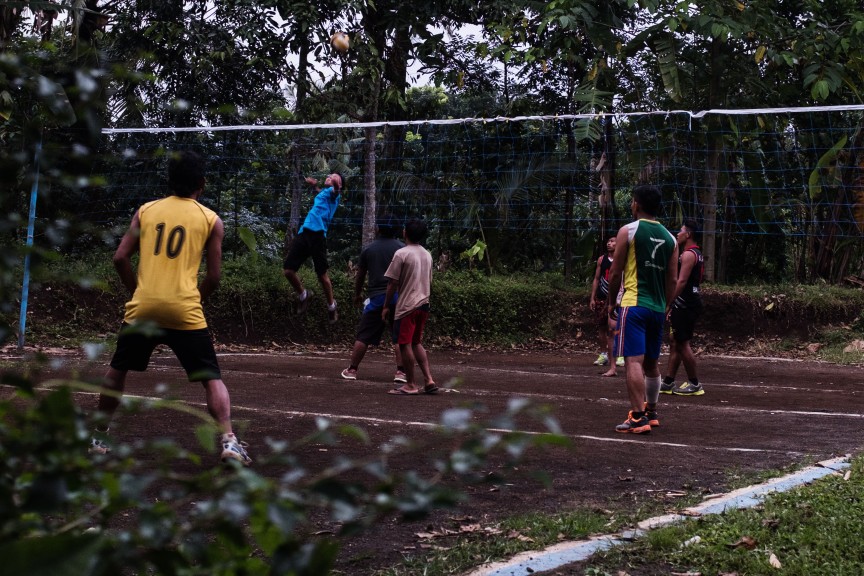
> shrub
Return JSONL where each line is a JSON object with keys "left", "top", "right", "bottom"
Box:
{"left": 0, "top": 366, "right": 564, "bottom": 575}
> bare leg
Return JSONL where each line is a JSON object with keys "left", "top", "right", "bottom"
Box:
{"left": 643, "top": 357, "right": 660, "bottom": 379}
{"left": 601, "top": 317, "right": 617, "bottom": 377}
{"left": 624, "top": 355, "right": 647, "bottom": 412}
{"left": 88, "top": 367, "right": 128, "bottom": 453}
{"left": 392, "top": 343, "right": 403, "bottom": 368}
{"left": 665, "top": 341, "right": 682, "bottom": 380}
{"left": 203, "top": 379, "right": 233, "bottom": 435}
{"left": 96, "top": 367, "right": 128, "bottom": 427}
{"left": 398, "top": 343, "right": 419, "bottom": 391}
{"left": 283, "top": 269, "right": 304, "bottom": 295}
{"left": 678, "top": 340, "right": 699, "bottom": 382}
{"left": 317, "top": 271, "right": 335, "bottom": 306}
{"left": 348, "top": 340, "right": 368, "bottom": 367}
{"left": 412, "top": 343, "right": 434, "bottom": 386}
{"left": 597, "top": 323, "right": 607, "bottom": 355}
{"left": 98, "top": 367, "right": 127, "bottom": 414}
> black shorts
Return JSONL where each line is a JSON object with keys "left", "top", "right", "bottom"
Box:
{"left": 669, "top": 306, "right": 702, "bottom": 343}
{"left": 110, "top": 323, "right": 221, "bottom": 381}
{"left": 283, "top": 230, "right": 329, "bottom": 275}
{"left": 355, "top": 309, "right": 397, "bottom": 346}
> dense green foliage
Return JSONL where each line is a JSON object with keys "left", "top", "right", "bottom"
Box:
{"left": 3, "top": 0, "right": 864, "bottom": 294}
{"left": 13, "top": 252, "right": 578, "bottom": 347}
{"left": 0, "top": 365, "right": 565, "bottom": 575}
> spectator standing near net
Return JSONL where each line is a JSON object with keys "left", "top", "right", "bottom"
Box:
{"left": 661, "top": 219, "right": 705, "bottom": 396}
{"left": 90, "top": 150, "right": 251, "bottom": 466}
{"left": 590, "top": 235, "right": 624, "bottom": 375}
{"left": 340, "top": 215, "right": 406, "bottom": 383}
{"left": 283, "top": 173, "right": 343, "bottom": 323}
{"left": 382, "top": 218, "right": 439, "bottom": 395}
{"left": 606, "top": 185, "right": 678, "bottom": 434}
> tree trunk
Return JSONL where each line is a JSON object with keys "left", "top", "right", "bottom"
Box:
{"left": 381, "top": 24, "right": 410, "bottom": 171}
{"left": 601, "top": 116, "right": 616, "bottom": 241}
{"left": 563, "top": 186, "right": 573, "bottom": 281}
{"left": 359, "top": 7, "right": 386, "bottom": 248}
{"left": 362, "top": 125, "right": 378, "bottom": 249}
{"left": 701, "top": 37, "right": 727, "bottom": 284}
{"left": 295, "top": 37, "right": 310, "bottom": 111}
{"left": 717, "top": 182, "right": 733, "bottom": 282}
{"left": 283, "top": 150, "right": 302, "bottom": 255}
{"left": 563, "top": 122, "right": 576, "bottom": 281}
{"left": 702, "top": 131, "right": 721, "bottom": 282}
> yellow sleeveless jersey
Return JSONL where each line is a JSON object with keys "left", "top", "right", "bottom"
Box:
{"left": 123, "top": 196, "right": 218, "bottom": 330}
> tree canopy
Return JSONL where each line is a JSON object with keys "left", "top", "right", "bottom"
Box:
{"left": 1, "top": 0, "right": 862, "bottom": 290}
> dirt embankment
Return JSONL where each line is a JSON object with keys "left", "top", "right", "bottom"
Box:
{"left": 12, "top": 282, "right": 860, "bottom": 351}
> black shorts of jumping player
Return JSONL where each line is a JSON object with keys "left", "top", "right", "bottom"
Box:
{"left": 110, "top": 322, "right": 221, "bottom": 381}
{"left": 355, "top": 309, "right": 398, "bottom": 347}
{"left": 283, "top": 230, "right": 329, "bottom": 276}
{"left": 669, "top": 305, "right": 703, "bottom": 343}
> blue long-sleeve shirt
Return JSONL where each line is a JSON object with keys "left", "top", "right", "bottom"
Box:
{"left": 299, "top": 186, "right": 340, "bottom": 236}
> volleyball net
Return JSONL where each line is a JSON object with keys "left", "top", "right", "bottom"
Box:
{"left": 66, "top": 105, "right": 864, "bottom": 281}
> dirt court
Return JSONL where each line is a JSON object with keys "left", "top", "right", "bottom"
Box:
{"left": 23, "top": 344, "right": 864, "bottom": 573}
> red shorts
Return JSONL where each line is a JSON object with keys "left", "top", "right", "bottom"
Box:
{"left": 394, "top": 306, "right": 429, "bottom": 345}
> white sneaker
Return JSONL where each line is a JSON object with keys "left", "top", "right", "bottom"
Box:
{"left": 221, "top": 433, "right": 252, "bottom": 466}
{"left": 393, "top": 370, "right": 407, "bottom": 383}
{"left": 341, "top": 367, "right": 357, "bottom": 380}
{"left": 593, "top": 353, "right": 609, "bottom": 366}
{"left": 89, "top": 437, "right": 110, "bottom": 455}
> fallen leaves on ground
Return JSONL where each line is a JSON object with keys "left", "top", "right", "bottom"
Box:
{"left": 726, "top": 536, "right": 757, "bottom": 549}
{"left": 769, "top": 553, "right": 782, "bottom": 568}
{"left": 843, "top": 339, "right": 864, "bottom": 353}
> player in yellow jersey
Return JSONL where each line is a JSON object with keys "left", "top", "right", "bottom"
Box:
{"left": 91, "top": 150, "right": 251, "bottom": 466}
{"left": 606, "top": 185, "right": 678, "bottom": 434}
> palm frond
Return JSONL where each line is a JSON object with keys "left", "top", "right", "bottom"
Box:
{"left": 652, "top": 35, "right": 682, "bottom": 103}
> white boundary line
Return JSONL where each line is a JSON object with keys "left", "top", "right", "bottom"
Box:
{"left": 64, "top": 389, "right": 806, "bottom": 457}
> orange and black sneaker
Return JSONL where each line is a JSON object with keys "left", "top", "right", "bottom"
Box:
{"left": 615, "top": 411, "right": 651, "bottom": 434}
{"left": 644, "top": 406, "right": 660, "bottom": 427}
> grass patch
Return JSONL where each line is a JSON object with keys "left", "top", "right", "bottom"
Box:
{"left": 709, "top": 282, "right": 864, "bottom": 308}
{"left": 583, "top": 455, "right": 864, "bottom": 576}
{"left": 368, "top": 457, "right": 838, "bottom": 575}
{"left": 723, "top": 457, "right": 818, "bottom": 491}
{"left": 370, "top": 508, "right": 614, "bottom": 576}
{"left": 810, "top": 322, "right": 864, "bottom": 364}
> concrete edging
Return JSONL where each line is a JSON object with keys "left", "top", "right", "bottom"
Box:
{"left": 465, "top": 455, "right": 851, "bottom": 576}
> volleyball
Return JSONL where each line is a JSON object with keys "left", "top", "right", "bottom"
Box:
{"left": 330, "top": 32, "right": 350, "bottom": 53}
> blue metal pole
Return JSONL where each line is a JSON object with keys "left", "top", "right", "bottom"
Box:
{"left": 18, "top": 142, "right": 42, "bottom": 352}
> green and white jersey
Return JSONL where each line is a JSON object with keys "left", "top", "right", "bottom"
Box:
{"left": 620, "top": 219, "right": 677, "bottom": 313}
